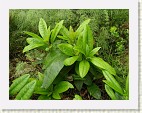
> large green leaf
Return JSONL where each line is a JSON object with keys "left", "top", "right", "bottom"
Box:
{"left": 87, "top": 83, "right": 101, "bottom": 99}
{"left": 90, "top": 57, "right": 116, "bottom": 75}
{"left": 59, "top": 26, "right": 69, "bottom": 40}
{"left": 23, "top": 38, "right": 45, "bottom": 53}
{"left": 64, "top": 56, "right": 79, "bottom": 66}
{"left": 42, "top": 50, "right": 68, "bottom": 89}
{"left": 51, "top": 20, "right": 64, "bottom": 43}
{"left": 79, "top": 60, "right": 90, "bottom": 78}
{"left": 15, "top": 80, "right": 36, "bottom": 100}
{"left": 39, "top": 18, "right": 50, "bottom": 42}
{"left": 9, "top": 74, "right": 30, "bottom": 95}
{"left": 58, "top": 43, "right": 74, "bottom": 56}
{"left": 102, "top": 70, "right": 123, "bottom": 95}
{"left": 105, "top": 84, "right": 117, "bottom": 100}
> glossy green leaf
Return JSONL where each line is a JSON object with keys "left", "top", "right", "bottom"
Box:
{"left": 102, "top": 70, "right": 123, "bottom": 95}
{"left": 59, "top": 26, "right": 69, "bottom": 40}
{"left": 42, "top": 50, "right": 68, "bottom": 89}
{"left": 90, "top": 57, "right": 116, "bottom": 75}
{"left": 64, "top": 56, "right": 79, "bottom": 66}
{"left": 52, "top": 91, "right": 61, "bottom": 99}
{"left": 79, "top": 60, "right": 90, "bottom": 78}
{"left": 58, "top": 43, "right": 74, "bottom": 56}
{"left": 24, "top": 31, "right": 42, "bottom": 40}
{"left": 69, "top": 26, "right": 75, "bottom": 41}
{"left": 73, "top": 95, "right": 82, "bottom": 100}
{"left": 105, "top": 84, "right": 117, "bottom": 100}
{"left": 23, "top": 38, "right": 45, "bottom": 53}
{"left": 54, "top": 81, "right": 74, "bottom": 93}
{"left": 9, "top": 74, "right": 30, "bottom": 95}
{"left": 82, "top": 25, "right": 93, "bottom": 52}
{"left": 51, "top": 20, "right": 64, "bottom": 43}
{"left": 15, "top": 80, "right": 36, "bottom": 100}
{"left": 76, "top": 19, "right": 90, "bottom": 36}
{"left": 39, "top": 18, "right": 50, "bottom": 42}
{"left": 89, "top": 47, "right": 101, "bottom": 57}
{"left": 87, "top": 83, "right": 101, "bottom": 99}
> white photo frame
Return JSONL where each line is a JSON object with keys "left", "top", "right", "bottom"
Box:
{"left": 0, "top": 0, "right": 138, "bottom": 110}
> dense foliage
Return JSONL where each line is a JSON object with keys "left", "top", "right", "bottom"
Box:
{"left": 9, "top": 9, "right": 129, "bottom": 100}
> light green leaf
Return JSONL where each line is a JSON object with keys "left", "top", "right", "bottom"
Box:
{"left": 89, "top": 47, "right": 101, "bottom": 57}
{"left": 54, "top": 81, "right": 74, "bottom": 93}
{"left": 87, "top": 83, "right": 101, "bottom": 99}
{"left": 52, "top": 91, "right": 61, "bottom": 99}
{"left": 51, "top": 20, "right": 64, "bottom": 43}
{"left": 76, "top": 19, "right": 90, "bottom": 36}
{"left": 23, "top": 38, "right": 45, "bottom": 53}
{"left": 52, "top": 81, "right": 74, "bottom": 100}
{"left": 42, "top": 50, "right": 68, "bottom": 89}
{"left": 90, "top": 57, "right": 116, "bottom": 75}
{"left": 24, "top": 31, "right": 42, "bottom": 40}
{"left": 39, "top": 18, "right": 50, "bottom": 42}
{"left": 9, "top": 74, "right": 30, "bottom": 95}
{"left": 59, "top": 26, "right": 69, "bottom": 40}
{"left": 73, "top": 95, "right": 82, "bottom": 100}
{"left": 15, "top": 80, "right": 36, "bottom": 100}
{"left": 102, "top": 70, "right": 123, "bottom": 95}
{"left": 58, "top": 43, "right": 74, "bottom": 56}
{"left": 64, "top": 56, "right": 79, "bottom": 66}
{"left": 79, "top": 60, "right": 90, "bottom": 78}
{"left": 105, "top": 84, "right": 117, "bottom": 100}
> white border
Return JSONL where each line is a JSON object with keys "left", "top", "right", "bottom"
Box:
{"left": 0, "top": 0, "right": 138, "bottom": 109}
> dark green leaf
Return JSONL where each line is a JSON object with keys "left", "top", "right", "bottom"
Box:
{"left": 42, "top": 50, "right": 68, "bottom": 89}
{"left": 74, "top": 80, "right": 83, "bottom": 91}
{"left": 87, "top": 83, "right": 101, "bottom": 99}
